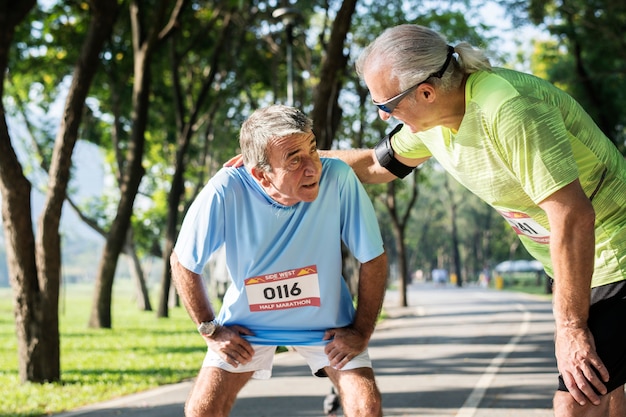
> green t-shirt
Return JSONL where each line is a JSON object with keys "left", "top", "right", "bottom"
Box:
{"left": 393, "top": 68, "right": 626, "bottom": 287}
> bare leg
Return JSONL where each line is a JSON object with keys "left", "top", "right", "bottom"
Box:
{"left": 185, "top": 367, "right": 254, "bottom": 417}
{"left": 326, "top": 366, "right": 382, "bottom": 417}
{"left": 608, "top": 386, "right": 626, "bottom": 417}
{"left": 554, "top": 385, "right": 626, "bottom": 417}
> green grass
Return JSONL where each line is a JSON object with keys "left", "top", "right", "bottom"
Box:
{"left": 0, "top": 281, "right": 207, "bottom": 417}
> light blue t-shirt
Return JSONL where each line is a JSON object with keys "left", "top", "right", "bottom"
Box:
{"left": 174, "top": 158, "right": 384, "bottom": 345}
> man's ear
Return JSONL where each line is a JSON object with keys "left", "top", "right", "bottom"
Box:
{"left": 251, "top": 166, "right": 270, "bottom": 186}
{"left": 420, "top": 84, "right": 436, "bottom": 101}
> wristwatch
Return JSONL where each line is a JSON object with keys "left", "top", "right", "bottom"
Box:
{"left": 197, "top": 320, "right": 219, "bottom": 337}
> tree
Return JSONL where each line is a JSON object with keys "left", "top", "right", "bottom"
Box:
{"left": 310, "top": 0, "right": 357, "bottom": 150}
{"left": 0, "top": 0, "right": 118, "bottom": 382}
{"left": 442, "top": 174, "right": 463, "bottom": 287}
{"left": 527, "top": 0, "right": 626, "bottom": 151}
{"left": 156, "top": 4, "right": 238, "bottom": 318}
{"left": 381, "top": 170, "right": 420, "bottom": 306}
{"left": 88, "top": 0, "right": 186, "bottom": 328}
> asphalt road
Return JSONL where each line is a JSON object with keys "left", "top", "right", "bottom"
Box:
{"left": 55, "top": 282, "right": 558, "bottom": 417}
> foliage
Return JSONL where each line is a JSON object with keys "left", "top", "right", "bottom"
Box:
{"left": 341, "top": 2, "right": 498, "bottom": 152}
{"left": 1, "top": 0, "right": 547, "bottom": 308}
{"left": 526, "top": 0, "right": 626, "bottom": 152}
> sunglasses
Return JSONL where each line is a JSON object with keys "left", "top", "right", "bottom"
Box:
{"left": 372, "top": 45, "right": 455, "bottom": 114}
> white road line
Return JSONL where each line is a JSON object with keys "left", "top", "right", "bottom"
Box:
{"left": 455, "top": 304, "right": 531, "bottom": 417}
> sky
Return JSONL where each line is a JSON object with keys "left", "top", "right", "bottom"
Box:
{"left": 476, "top": 1, "right": 550, "bottom": 71}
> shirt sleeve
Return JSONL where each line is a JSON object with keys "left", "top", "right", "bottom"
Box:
{"left": 335, "top": 161, "right": 385, "bottom": 263}
{"left": 391, "top": 125, "right": 436, "bottom": 159}
{"left": 173, "top": 180, "right": 226, "bottom": 274}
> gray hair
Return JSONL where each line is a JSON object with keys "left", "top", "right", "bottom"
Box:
{"left": 355, "top": 24, "right": 491, "bottom": 92}
{"left": 239, "top": 104, "right": 313, "bottom": 172}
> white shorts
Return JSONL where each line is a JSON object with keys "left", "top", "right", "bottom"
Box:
{"left": 202, "top": 344, "right": 373, "bottom": 380}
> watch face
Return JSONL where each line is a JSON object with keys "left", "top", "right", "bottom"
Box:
{"left": 198, "top": 321, "right": 217, "bottom": 336}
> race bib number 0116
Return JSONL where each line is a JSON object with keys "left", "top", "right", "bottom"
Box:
{"left": 244, "top": 265, "right": 321, "bottom": 312}
{"left": 499, "top": 210, "right": 550, "bottom": 244}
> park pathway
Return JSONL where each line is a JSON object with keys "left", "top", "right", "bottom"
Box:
{"left": 56, "top": 282, "right": 557, "bottom": 417}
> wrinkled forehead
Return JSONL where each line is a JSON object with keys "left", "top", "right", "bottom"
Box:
{"left": 267, "top": 131, "right": 315, "bottom": 161}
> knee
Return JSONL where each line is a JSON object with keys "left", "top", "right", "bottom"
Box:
{"left": 345, "top": 395, "right": 382, "bottom": 417}
{"left": 185, "top": 398, "right": 227, "bottom": 417}
{"left": 184, "top": 400, "right": 205, "bottom": 417}
{"left": 360, "top": 394, "right": 383, "bottom": 417}
{"left": 184, "top": 400, "right": 198, "bottom": 417}
{"left": 339, "top": 382, "right": 382, "bottom": 417}
{"left": 553, "top": 390, "right": 609, "bottom": 417}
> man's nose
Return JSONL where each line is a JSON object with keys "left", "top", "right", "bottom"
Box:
{"left": 378, "top": 109, "right": 392, "bottom": 120}
{"left": 303, "top": 157, "right": 320, "bottom": 175}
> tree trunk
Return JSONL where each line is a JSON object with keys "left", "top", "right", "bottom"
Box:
{"left": 311, "top": 0, "right": 357, "bottom": 150}
{"left": 0, "top": 1, "right": 40, "bottom": 383}
{"left": 157, "top": 10, "right": 233, "bottom": 317}
{"left": 0, "top": 0, "right": 118, "bottom": 383}
{"left": 565, "top": 13, "right": 613, "bottom": 138}
{"left": 0, "top": 124, "right": 44, "bottom": 383}
{"left": 125, "top": 229, "right": 152, "bottom": 311}
{"left": 88, "top": 47, "right": 150, "bottom": 328}
{"left": 89, "top": 0, "right": 185, "bottom": 328}
{"left": 383, "top": 170, "right": 420, "bottom": 307}
{"left": 443, "top": 175, "right": 463, "bottom": 287}
{"left": 67, "top": 190, "right": 153, "bottom": 311}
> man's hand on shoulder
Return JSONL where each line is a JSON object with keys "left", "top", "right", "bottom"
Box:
{"left": 223, "top": 154, "right": 244, "bottom": 168}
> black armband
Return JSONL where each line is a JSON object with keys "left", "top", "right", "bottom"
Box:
{"left": 374, "top": 123, "right": 414, "bottom": 179}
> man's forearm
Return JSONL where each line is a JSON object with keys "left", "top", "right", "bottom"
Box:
{"left": 319, "top": 149, "right": 396, "bottom": 184}
{"left": 170, "top": 251, "right": 216, "bottom": 325}
{"left": 352, "top": 252, "right": 388, "bottom": 339}
{"left": 539, "top": 181, "right": 596, "bottom": 329}
{"left": 551, "top": 225, "right": 595, "bottom": 329}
